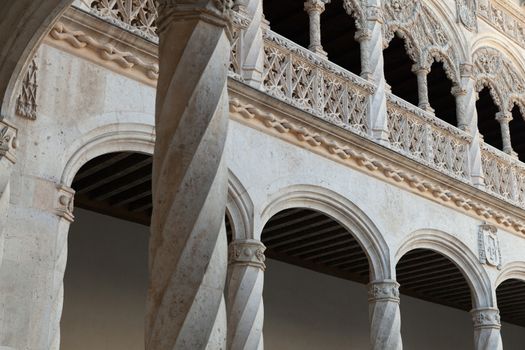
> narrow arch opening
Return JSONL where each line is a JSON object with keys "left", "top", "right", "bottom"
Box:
{"left": 477, "top": 87, "right": 503, "bottom": 150}
{"left": 261, "top": 208, "right": 370, "bottom": 348}
{"left": 428, "top": 61, "right": 457, "bottom": 126}
{"left": 321, "top": 0, "right": 361, "bottom": 75}
{"left": 497, "top": 279, "right": 525, "bottom": 327}
{"left": 384, "top": 35, "right": 419, "bottom": 106}
{"left": 263, "top": 0, "right": 309, "bottom": 49}
{"left": 396, "top": 248, "right": 473, "bottom": 348}
{"left": 510, "top": 105, "right": 525, "bottom": 160}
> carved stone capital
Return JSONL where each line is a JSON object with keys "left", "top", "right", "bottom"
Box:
{"left": 156, "top": 0, "right": 233, "bottom": 33}
{"left": 0, "top": 119, "right": 18, "bottom": 164}
{"left": 56, "top": 184, "right": 75, "bottom": 223}
{"left": 412, "top": 64, "right": 430, "bottom": 75}
{"left": 365, "top": 5, "right": 383, "bottom": 23}
{"left": 304, "top": 0, "right": 330, "bottom": 14}
{"left": 368, "top": 280, "right": 400, "bottom": 303}
{"left": 495, "top": 111, "right": 512, "bottom": 124}
{"left": 228, "top": 239, "right": 266, "bottom": 270}
{"left": 451, "top": 85, "right": 467, "bottom": 97}
{"left": 471, "top": 308, "right": 501, "bottom": 329}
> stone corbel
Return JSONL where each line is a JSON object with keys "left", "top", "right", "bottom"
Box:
{"left": 56, "top": 184, "right": 75, "bottom": 223}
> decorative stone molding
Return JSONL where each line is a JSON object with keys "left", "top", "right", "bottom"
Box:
{"left": 16, "top": 58, "right": 38, "bottom": 120}
{"left": 368, "top": 280, "right": 400, "bottom": 303}
{"left": 56, "top": 185, "right": 75, "bottom": 223}
{"left": 0, "top": 120, "right": 18, "bottom": 165}
{"left": 48, "top": 22, "right": 159, "bottom": 82}
{"left": 229, "top": 95, "right": 525, "bottom": 237}
{"left": 478, "top": 223, "right": 502, "bottom": 269}
{"left": 478, "top": 0, "right": 525, "bottom": 50}
{"left": 456, "top": 0, "right": 478, "bottom": 31}
{"left": 228, "top": 239, "right": 266, "bottom": 270}
{"left": 382, "top": 0, "right": 461, "bottom": 85}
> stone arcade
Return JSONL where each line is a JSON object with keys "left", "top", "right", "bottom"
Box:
{"left": 1, "top": 0, "right": 525, "bottom": 349}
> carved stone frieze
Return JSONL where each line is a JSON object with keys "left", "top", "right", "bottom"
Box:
{"left": 368, "top": 281, "right": 400, "bottom": 303}
{"left": 382, "top": 0, "right": 460, "bottom": 85}
{"left": 56, "top": 185, "right": 75, "bottom": 223}
{"left": 16, "top": 58, "right": 38, "bottom": 120}
{"left": 49, "top": 22, "right": 159, "bottom": 82}
{"left": 456, "top": 0, "right": 478, "bottom": 31}
{"left": 229, "top": 96, "right": 525, "bottom": 237}
{"left": 478, "top": 0, "right": 525, "bottom": 49}
{"left": 228, "top": 239, "right": 266, "bottom": 270}
{"left": 478, "top": 223, "right": 502, "bottom": 269}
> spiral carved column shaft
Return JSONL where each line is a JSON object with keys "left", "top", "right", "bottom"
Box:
{"left": 304, "top": 0, "right": 329, "bottom": 58}
{"left": 236, "top": 0, "right": 265, "bottom": 87}
{"left": 471, "top": 308, "right": 503, "bottom": 350}
{"left": 146, "top": 2, "right": 231, "bottom": 349}
{"left": 359, "top": 3, "right": 389, "bottom": 143}
{"left": 368, "top": 280, "right": 403, "bottom": 350}
{"left": 414, "top": 66, "right": 433, "bottom": 113}
{"left": 495, "top": 112, "right": 514, "bottom": 156}
{"left": 227, "top": 240, "right": 266, "bottom": 350}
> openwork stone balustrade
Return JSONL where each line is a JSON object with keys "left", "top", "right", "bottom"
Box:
{"left": 74, "top": 1, "right": 525, "bottom": 211}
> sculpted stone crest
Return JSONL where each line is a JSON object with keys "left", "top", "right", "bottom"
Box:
{"left": 478, "top": 223, "right": 502, "bottom": 269}
{"left": 456, "top": 0, "right": 478, "bottom": 31}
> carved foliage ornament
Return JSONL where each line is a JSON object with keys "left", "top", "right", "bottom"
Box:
{"left": 478, "top": 0, "right": 525, "bottom": 49}
{"left": 228, "top": 240, "right": 266, "bottom": 270}
{"left": 456, "top": 0, "right": 478, "bottom": 31}
{"left": 16, "top": 58, "right": 38, "bottom": 120}
{"left": 56, "top": 185, "right": 75, "bottom": 222}
{"left": 478, "top": 222, "right": 502, "bottom": 269}
{"left": 471, "top": 308, "right": 501, "bottom": 329}
{"left": 473, "top": 47, "right": 525, "bottom": 113}
{"left": 367, "top": 281, "right": 400, "bottom": 303}
{"left": 382, "top": 0, "right": 460, "bottom": 85}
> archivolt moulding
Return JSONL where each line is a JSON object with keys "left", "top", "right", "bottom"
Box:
{"left": 396, "top": 229, "right": 494, "bottom": 308}
{"left": 60, "top": 122, "right": 155, "bottom": 186}
{"left": 382, "top": 0, "right": 462, "bottom": 85}
{"left": 473, "top": 46, "right": 525, "bottom": 114}
{"left": 495, "top": 261, "right": 525, "bottom": 288}
{"left": 260, "top": 184, "right": 391, "bottom": 281}
{"left": 227, "top": 171, "right": 255, "bottom": 241}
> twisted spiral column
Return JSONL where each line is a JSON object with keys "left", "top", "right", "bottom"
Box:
{"left": 304, "top": 0, "right": 329, "bottom": 58}
{"left": 459, "top": 64, "right": 485, "bottom": 188}
{"left": 471, "top": 308, "right": 503, "bottom": 350}
{"left": 413, "top": 65, "right": 433, "bottom": 113}
{"left": 359, "top": 3, "right": 389, "bottom": 143}
{"left": 235, "top": 0, "right": 265, "bottom": 87}
{"left": 227, "top": 239, "right": 266, "bottom": 350}
{"left": 146, "top": 2, "right": 231, "bottom": 349}
{"left": 368, "top": 280, "right": 403, "bottom": 350}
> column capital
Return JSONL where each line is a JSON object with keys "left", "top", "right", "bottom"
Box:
{"left": 304, "top": 0, "right": 330, "bottom": 13}
{"left": 412, "top": 64, "right": 430, "bottom": 75}
{"left": 368, "top": 280, "right": 400, "bottom": 303}
{"left": 0, "top": 118, "right": 17, "bottom": 164}
{"left": 495, "top": 111, "right": 512, "bottom": 123}
{"left": 451, "top": 85, "right": 467, "bottom": 97}
{"left": 55, "top": 184, "right": 75, "bottom": 223}
{"left": 365, "top": 4, "right": 383, "bottom": 23}
{"left": 471, "top": 308, "right": 501, "bottom": 330}
{"left": 229, "top": 239, "right": 266, "bottom": 270}
{"left": 156, "top": 0, "right": 233, "bottom": 33}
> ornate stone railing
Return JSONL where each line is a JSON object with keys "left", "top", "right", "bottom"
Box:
{"left": 481, "top": 142, "right": 525, "bottom": 206}
{"left": 261, "top": 30, "right": 374, "bottom": 137}
{"left": 386, "top": 94, "right": 471, "bottom": 181}
{"left": 73, "top": 0, "right": 158, "bottom": 42}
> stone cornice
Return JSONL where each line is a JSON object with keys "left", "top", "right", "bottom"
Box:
{"left": 228, "top": 79, "right": 525, "bottom": 238}
{"left": 44, "top": 6, "right": 158, "bottom": 87}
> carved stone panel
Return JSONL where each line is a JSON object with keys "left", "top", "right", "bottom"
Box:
{"left": 456, "top": 0, "right": 478, "bottom": 31}
{"left": 478, "top": 223, "right": 502, "bottom": 269}
{"left": 16, "top": 58, "right": 38, "bottom": 120}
